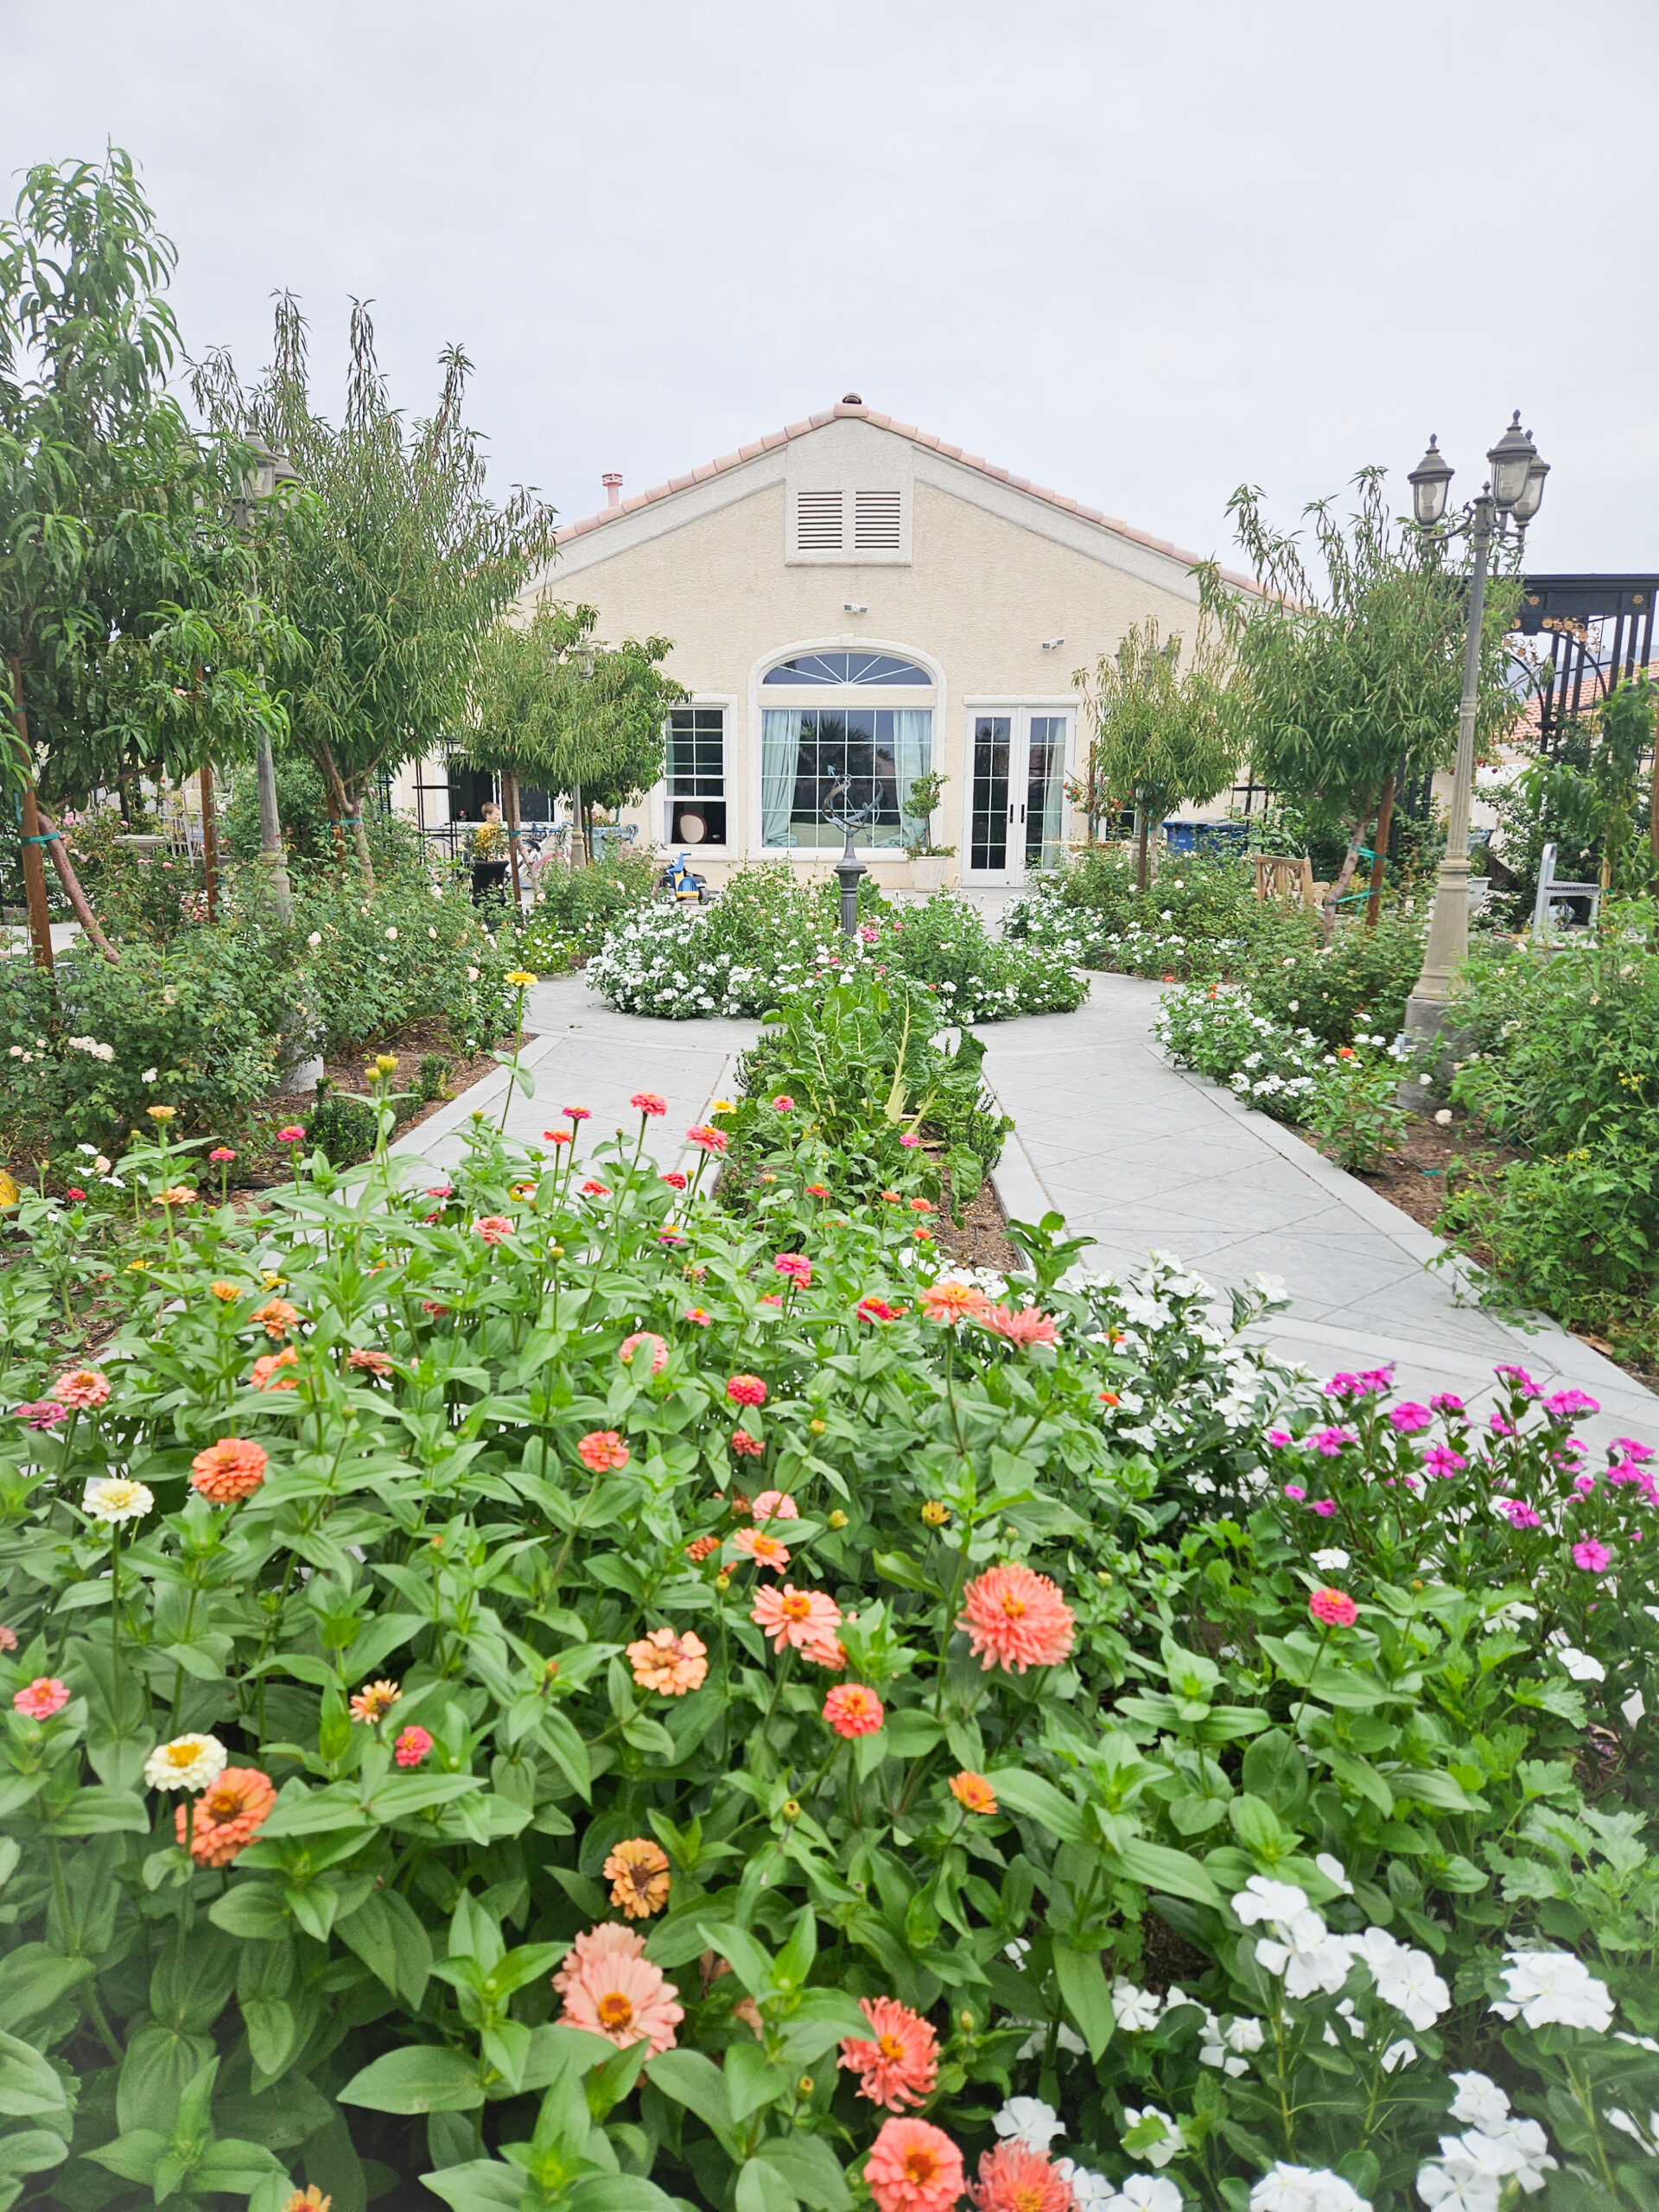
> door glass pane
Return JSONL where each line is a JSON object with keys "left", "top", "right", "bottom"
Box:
{"left": 970, "top": 717, "right": 1011, "bottom": 872}
{"left": 1026, "top": 717, "right": 1066, "bottom": 868}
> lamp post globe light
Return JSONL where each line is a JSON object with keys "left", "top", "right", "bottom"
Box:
{"left": 1402, "top": 411, "right": 1548, "bottom": 1048}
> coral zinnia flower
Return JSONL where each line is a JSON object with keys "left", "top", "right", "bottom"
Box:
{"left": 474, "top": 1215, "right": 513, "bottom": 1244}
{"left": 979, "top": 1306, "right": 1058, "bottom": 1348}
{"left": 824, "top": 1684, "right": 884, "bottom": 1738}
{"left": 189, "top": 1438, "right": 269, "bottom": 1504}
{"left": 251, "top": 1298, "right": 298, "bottom": 1340}
{"left": 920, "top": 1281, "right": 990, "bottom": 1325}
{"left": 558, "top": 1944, "right": 683, "bottom": 2054}
{"left": 686, "top": 1125, "right": 728, "bottom": 1154}
{"left": 604, "top": 1836, "right": 671, "bottom": 1918}
{"left": 250, "top": 1349, "right": 299, "bottom": 1390}
{"left": 619, "top": 1332, "right": 670, "bottom": 1374}
{"left": 659, "top": 1170, "right": 688, "bottom": 1189}
{"left": 552, "top": 1921, "right": 646, "bottom": 1996}
{"left": 13, "top": 1678, "right": 70, "bottom": 1720}
{"left": 176, "top": 1767, "right": 276, "bottom": 1866}
{"left": 959, "top": 1564, "right": 1075, "bottom": 1674}
{"left": 856, "top": 1297, "right": 906, "bottom": 1323}
{"left": 969, "top": 2140, "right": 1076, "bottom": 2212}
{"left": 394, "top": 1726, "right": 433, "bottom": 1767}
{"left": 730, "top": 1431, "right": 765, "bottom": 1457}
{"left": 734, "top": 1527, "right": 791, "bottom": 1570}
{"left": 773, "top": 1253, "right": 812, "bottom": 1286}
{"left": 949, "top": 1770, "right": 998, "bottom": 1815}
{"left": 866, "top": 2119, "right": 963, "bottom": 2212}
{"left": 626, "top": 1626, "right": 709, "bottom": 1696}
{"left": 53, "top": 1368, "right": 110, "bottom": 1409}
{"left": 727, "top": 1374, "right": 767, "bottom": 1407}
{"left": 752, "top": 1583, "right": 843, "bottom": 1651}
{"left": 578, "top": 1430, "right": 631, "bottom": 1472}
{"left": 349, "top": 1679, "right": 401, "bottom": 1724}
{"left": 1307, "top": 1587, "right": 1359, "bottom": 1627}
{"left": 751, "top": 1490, "right": 799, "bottom": 1522}
{"left": 630, "top": 1092, "right": 668, "bottom": 1116}
{"left": 841, "top": 1995, "right": 939, "bottom": 2110}
{"left": 685, "top": 1534, "right": 720, "bottom": 1562}
{"left": 347, "top": 1347, "right": 393, "bottom": 1377}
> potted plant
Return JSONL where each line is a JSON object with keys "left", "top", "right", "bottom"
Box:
{"left": 901, "top": 768, "right": 956, "bottom": 891}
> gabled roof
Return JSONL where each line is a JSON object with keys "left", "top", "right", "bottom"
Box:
{"left": 556, "top": 397, "right": 1255, "bottom": 588}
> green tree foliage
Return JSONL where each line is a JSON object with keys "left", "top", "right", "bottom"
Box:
{"left": 195, "top": 296, "right": 559, "bottom": 886}
{"left": 1070, "top": 616, "right": 1236, "bottom": 888}
{"left": 1198, "top": 467, "right": 1521, "bottom": 928}
{"left": 1520, "top": 673, "right": 1657, "bottom": 897}
{"left": 0, "top": 152, "right": 287, "bottom": 803}
{"left": 465, "top": 600, "right": 684, "bottom": 849}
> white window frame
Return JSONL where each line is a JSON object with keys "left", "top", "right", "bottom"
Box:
{"left": 746, "top": 639, "right": 944, "bottom": 858}
{"left": 658, "top": 695, "right": 734, "bottom": 856}
{"left": 958, "top": 702, "right": 1077, "bottom": 886}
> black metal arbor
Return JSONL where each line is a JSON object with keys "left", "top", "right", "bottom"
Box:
{"left": 1516, "top": 574, "right": 1659, "bottom": 752}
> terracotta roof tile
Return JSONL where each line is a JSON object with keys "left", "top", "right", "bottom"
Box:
{"left": 553, "top": 397, "right": 1255, "bottom": 588}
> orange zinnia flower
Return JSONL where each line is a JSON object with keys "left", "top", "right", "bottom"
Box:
{"left": 752, "top": 1583, "right": 843, "bottom": 1652}
{"left": 920, "top": 1281, "right": 990, "bottom": 1325}
{"left": 626, "top": 1626, "right": 709, "bottom": 1696}
{"left": 840, "top": 1997, "right": 940, "bottom": 2110}
{"left": 188, "top": 1438, "right": 268, "bottom": 1504}
{"left": 948, "top": 1770, "right": 998, "bottom": 1815}
{"left": 603, "top": 1836, "right": 671, "bottom": 1918}
{"left": 959, "top": 1563, "right": 1075, "bottom": 1674}
{"left": 176, "top": 1767, "right": 276, "bottom": 1866}
{"left": 866, "top": 2120, "right": 964, "bottom": 2212}
{"left": 250, "top": 1348, "right": 299, "bottom": 1390}
{"left": 250, "top": 1298, "right": 297, "bottom": 1340}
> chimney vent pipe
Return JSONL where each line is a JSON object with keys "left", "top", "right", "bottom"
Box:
{"left": 601, "top": 472, "right": 623, "bottom": 507}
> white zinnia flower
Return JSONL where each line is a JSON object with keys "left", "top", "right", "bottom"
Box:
{"left": 143, "top": 1733, "right": 228, "bottom": 1792}
{"left": 1491, "top": 1949, "right": 1615, "bottom": 2032}
{"left": 994, "top": 2098, "right": 1063, "bottom": 2153}
{"left": 83, "top": 1477, "right": 155, "bottom": 1526}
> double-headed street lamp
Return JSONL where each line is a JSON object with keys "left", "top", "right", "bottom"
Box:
{"left": 1402, "top": 413, "right": 1549, "bottom": 1043}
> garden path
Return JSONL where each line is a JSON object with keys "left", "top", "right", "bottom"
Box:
{"left": 981, "top": 973, "right": 1659, "bottom": 1452}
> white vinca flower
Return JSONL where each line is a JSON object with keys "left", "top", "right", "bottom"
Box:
{"left": 1315, "top": 1853, "right": 1354, "bottom": 1894}
{"left": 1120, "top": 2109, "right": 1183, "bottom": 2170}
{"left": 1446, "top": 2073, "right": 1511, "bottom": 2134}
{"left": 1111, "top": 1980, "right": 1164, "bottom": 2033}
{"left": 1311, "top": 1549, "right": 1351, "bottom": 1574}
{"left": 143, "top": 1733, "right": 228, "bottom": 1793}
{"left": 993, "top": 2098, "right": 1063, "bottom": 2153}
{"left": 83, "top": 1477, "right": 155, "bottom": 1526}
{"left": 1249, "top": 2166, "right": 1370, "bottom": 2212}
{"left": 1491, "top": 1949, "right": 1615, "bottom": 2032}
{"left": 1100, "top": 2179, "right": 1183, "bottom": 2212}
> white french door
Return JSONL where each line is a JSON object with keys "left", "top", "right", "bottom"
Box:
{"left": 963, "top": 710, "right": 1071, "bottom": 885}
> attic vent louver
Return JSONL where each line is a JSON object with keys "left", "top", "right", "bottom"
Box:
{"left": 795, "top": 491, "right": 843, "bottom": 550}
{"left": 854, "top": 490, "right": 902, "bottom": 550}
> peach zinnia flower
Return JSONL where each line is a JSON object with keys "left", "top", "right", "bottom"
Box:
{"left": 558, "top": 1942, "right": 683, "bottom": 2055}
{"left": 394, "top": 1726, "right": 433, "bottom": 1767}
{"left": 347, "top": 1347, "right": 393, "bottom": 1377}
{"left": 978, "top": 1306, "right": 1058, "bottom": 1348}
{"left": 752, "top": 1583, "right": 843, "bottom": 1652}
{"left": 176, "top": 1767, "right": 276, "bottom": 1866}
{"left": 553, "top": 1921, "right": 646, "bottom": 1996}
{"left": 866, "top": 2119, "right": 963, "bottom": 2212}
{"left": 959, "top": 1564, "right": 1075, "bottom": 1674}
{"left": 969, "top": 2141, "right": 1075, "bottom": 2212}
{"left": 751, "top": 1490, "right": 800, "bottom": 1522}
{"left": 250, "top": 1349, "right": 299, "bottom": 1390}
{"left": 734, "top": 1527, "right": 791, "bottom": 1571}
{"left": 577, "top": 1430, "right": 631, "bottom": 1471}
{"left": 619, "top": 1332, "right": 670, "bottom": 1375}
{"left": 949, "top": 1770, "right": 998, "bottom": 1815}
{"left": 604, "top": 1836, "right": 671, "bottom": 1918}
{"left": 13, "top": 1678, "right": 70, "bottom": 1720}
{"left": 727, "top": 1374, "right": 767, "bottom": 1407}
{"left": 626, "top": 1626, "right": 709, "bottom": 1696}
{"left": 250, "top": 1298, "right": 297, "bottom": 1340}
{"left": 920, "top": 1281, "right": 990, "bottom": 1325}
{"left": 474, "top": 1215, "right": 513, "bottom": 1245}
{"left": 841, "top": 1997, "right": 939, "bottom": 2111}
{"left": 824, "top": 1684, "right": 884, "bottom": 1738}
{"left": 349, "top": 1679, "right": 401, "bottom": 1724}
{"left": 189, "top": 1438, "right": 269, "bottom": 1504}
{"left": 53, "top": 1368, "right": 110, "bottom": 1409}
{"left": 730, "top": 1431, "right": 765, "bottom": 1457}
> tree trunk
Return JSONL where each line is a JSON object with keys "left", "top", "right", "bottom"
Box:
{"left": 503, "top": 772, "right": 523, "bottom": 909}
{"left": 1365, "top": 772, "right": 1395, "bottom": 930}
{"left": 343, "top": 772, "right": 377, "bottom": 891}
{"left": 1135, "top": 805, "right": 1148, "bottom": 893}
{"left": 8, "top": 654, "right": 52, "bottom": 973}
{"left": 316, "top": 747, "right": 359, "bottom": 880}
{"left": 35, "top": 807, "right": 118, "bottom": 965}
{"left": 200, "top": 765, "right": 219, "bottom": 924}
{"left": 1321, "top": 816, "right": 1374, "bottom": 946}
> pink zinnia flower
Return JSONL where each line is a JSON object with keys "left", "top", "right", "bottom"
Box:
{"left": 52, "top": 1368, "right": 110, "bottom": 1410}
{"left": 15, "top": 1401, "right": 67, "bottom": 1429}
{"left": 1308, "top": 1587, "right": 1358, "bottom": 1628}
{"left": 683, "top": 1307, "right": 712, "bottom": 1327}
{"left": 13, "top": 1678, "right": 70, "bottom": 1719}
{"left": 734, "top": 1527, "right": 791, "bottom": 1570}
{"left": 394, "top": 1726, "right": 433, "bottom": 1767}
{"left": 276, "top": 1125, "right": 305, "bottom": 1143}
{"left": 552, "top": 1921, "right": 645, "bottom": 1996}
{"left": 841, "top": 1995, "right": 938, "bottom": 2108}
{"left": 619, "top": 1332, "right": 669, "bottom": 1375}
{"left": 959, "top": 1564, "right": 1075, "bottom": 1674}
{"left": 577, "top": 1430, "right": 630, "bottom": 1472}
{"left": 659, "top": 1170, "right": 688, "bottom": 1189}
{"left": 979, "top": 1305, "right": 1058, "bottom": 1348}
{"left": 473, "top": 1215, "right": 513, "bottom": 1245}
{"left": 773, "top": 1253, "right": 812, "bottom": 1287}
{"left": 727, "top": 1374, "right": 766, "bottom": 1407}
{"left": 856, "top": 1296, "right": 906, "bottom": 1323}
{"left": 970, "top": 2142, "right": 1076, "bottom": 2212}
{"left": 772, "top": 1095, "right": 795, "bottom": 1111}
{"left": 752, "top": 1583, "right": 842, "bottom": 1652}
{"left": 0, "top": 1629, "right": 16, "bottom": 1653}
{"left": 824, "top": 1683, "right": 884, "bottom": 1738}
{"left": 626, "top": 1627, "right": 709, "bottom": 1696}
{"left": 1573, "top": 1539, "right": 1611, "bottom": 1573}
{"left": 898, "top": 1134, "right": 922, "bottom": 1149}
{"left": 563, "top": 1107, "right": 591, "bottom": 1122}
{"left": 630, "top": 1092, "right": 668, "bottom": 1116}
{"left": 1422, "top": 1444, "right": 1466, "bottom": 1479}
{"left": 686, "top": 1125, "right": 728, "bottom": 1154}
{"left": 1546, "top": 1389, "right": 1600, "bottom": 1419}
{"left": 557, "top": 1941, "right": 683, "bottom": 2056}
{"left": 729, "top": 1430, "right": 765, "bottom": 1456}
{"left": 209, "top": 1147, "right": 236, "bottom": 1164}
{"left": 751, "top": 1490, "right": 799, "bottom": 1522}
{"left": 1388, "top": 1402, "right": 1432, "bottom": 1433}
{"left": 866, "top": 2118, "right": 964, "bottom": 2212}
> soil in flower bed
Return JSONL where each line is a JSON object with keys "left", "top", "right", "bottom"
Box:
{"left": 933, "top": 1155, "right": 1021, "bottom": 1274}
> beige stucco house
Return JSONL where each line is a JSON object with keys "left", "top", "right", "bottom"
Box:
{"left": 393, "top": 397, "right": 1249, "bottom": 888}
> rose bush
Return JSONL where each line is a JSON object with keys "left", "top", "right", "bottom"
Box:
{"left": 0, "top": 1081, "right": 1656, "bottom": 2211}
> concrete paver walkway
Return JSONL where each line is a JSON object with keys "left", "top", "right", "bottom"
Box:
{"left": 982, "top": 974, "right": 1658, "bottom": 1450}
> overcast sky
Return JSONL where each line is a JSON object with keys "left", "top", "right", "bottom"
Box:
{"left": 5, "top": 0, "right": 1656, "bottom": 575}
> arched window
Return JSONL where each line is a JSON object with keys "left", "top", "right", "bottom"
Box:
{"left": 762, "top": 652, "right": 931, "bottom": 688}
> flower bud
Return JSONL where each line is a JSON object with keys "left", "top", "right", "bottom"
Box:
{"left": 797, "top": 2076, "right": 815, "bottom": 2099}
{"left": 921, "top": 1500, "right": 949, "bottom": 1527}
{"left": 827, "top": 1509, "right": 848, "bottom": 1529}
{"left": 810, "top": 1419, "right": 827, "bottom": 1435}
{"left": 781, "top": 1798, "right": 801, "bottom": 1821}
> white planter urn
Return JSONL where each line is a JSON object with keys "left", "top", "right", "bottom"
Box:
{"left": 909, "top": 856, "right": 947, "bottom": 893}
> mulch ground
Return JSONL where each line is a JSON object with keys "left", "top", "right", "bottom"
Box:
{"left": 934, "top": 1160, "right": 1022, "bottom": 1274}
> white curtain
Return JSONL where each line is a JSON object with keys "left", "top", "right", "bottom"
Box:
{"left": 893, "top": 709, "right": 932, "bottom": 845}
{"left": 1036, "top": 720, "right": 1065, "bottom": 866}
{"left": 760, "top": 711, "right": 798, "bottom": 847}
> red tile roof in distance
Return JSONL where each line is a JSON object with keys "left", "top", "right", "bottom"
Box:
{"left": 558, "top": 398, "right": 1256, "bottom": 590}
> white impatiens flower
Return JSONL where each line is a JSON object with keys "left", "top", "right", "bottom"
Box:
{"left": 1491, "top": 1949, "right": 1615, "bottom": 2032}
{"left": 1101, "top": 2178, "right": 1184, "bottom": 2212}
{"left": 1111, "top": 1979, "right": 1164, "bottom": 2033}
{"left": 1311, "top": 1548, "right": 1351, "bottom": 1573}
{"left": 1120, "top": 2109, "right": 1183, "bottom": 2170}
{"left": 143, "top": 1733, "right": 228, "bottom": 1793}
{"left": 1249, "top": 2166, "right": 1370, "bottom": 2212}
{"left": 993, "top": 2099, "right": 1063, "bottom": 2153}
{"left": 83, "top": 1477, "right": 155, "bottom": 1526}
{"left": 1314, "top": 1853, "right": 1355, "bottom": 1895}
